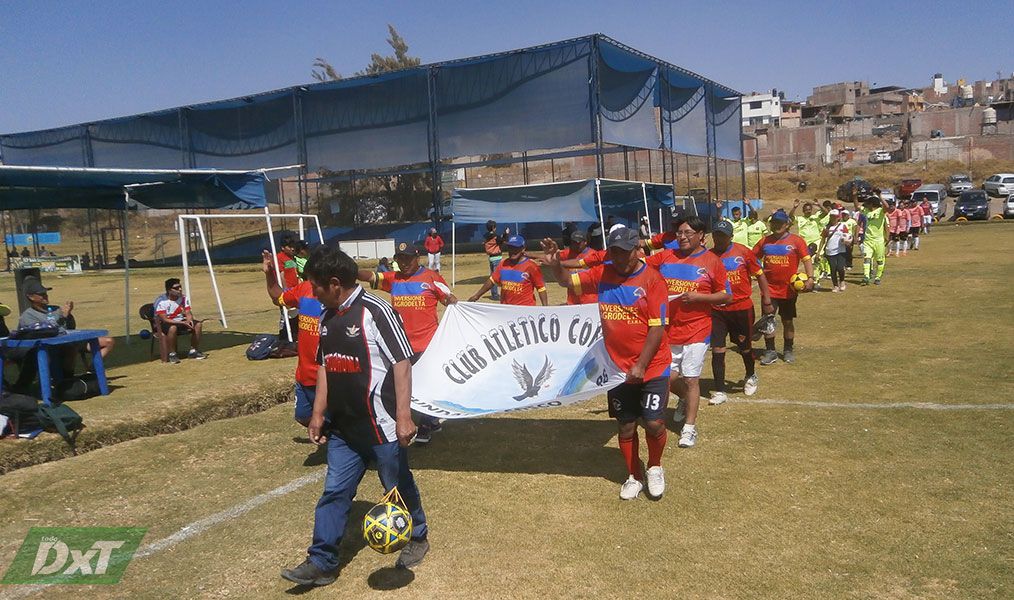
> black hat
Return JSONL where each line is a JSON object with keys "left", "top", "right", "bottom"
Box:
{"left": 606, "top": 227, "right": 639, "bottom": 251}
{"left": 23, "top": 277, "right": 51, "bottom": 296}
{"left": 569, "top": 230, "right": 587, "bottom": 243}
{"left": 712, "top": 220, "right": 734, "bottom": 237}
{"left": 393, "top": 241, "right": 422, "bottom": 257}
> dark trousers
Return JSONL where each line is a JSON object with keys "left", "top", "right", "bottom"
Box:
{"left": 827, "top": 253, "right": 847, "bottom": 287}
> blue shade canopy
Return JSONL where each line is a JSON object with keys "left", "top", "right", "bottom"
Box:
{"left": 0, "top": 166, "right": 267, "bottom": 210}
{"left": 450, "top": 178, "right": 674, "bottom": 224}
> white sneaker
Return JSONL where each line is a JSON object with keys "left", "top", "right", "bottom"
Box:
{"left": 840, "top": 282, "right": 847, "bottom": 290}
{"left": 832, "top": 286, "right": 841, "bottom": 293}
{"left": 645, "top": 466, "right": 665, "bottom": 498}
{"left": 744, "top": 374, "right": 759, "bottom": 396}
{"left": 678, "top": 426, "right": 697, "bottom": 448}
{"left": 619, "top": 475, "right": 643, "bottom": 500}
{"left": 708, "top": 391, "right": 728, "bottom": 405}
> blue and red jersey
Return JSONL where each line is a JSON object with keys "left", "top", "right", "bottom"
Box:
{"left": 559, "top": 246, "right": 598, "bottom": 305}
{"left": 712, "top": 243, "right": 763, "bottom": 312}
{"left": 490, "top": 256, "right": 546, "bottom": 306}
{"left": 646, "top": 247, "right": 729, "bottom": 345}
{"left": 278, "top": 281, "right": 323, "bottom": 386}
{"left": 572, "top": 261, "right": 671, "bottom": 381}
{"left": 752, "top": 233, "right": 811, "bottom": 299}
{"left": 373, "top": 266, "right": 450, "bottom": 353}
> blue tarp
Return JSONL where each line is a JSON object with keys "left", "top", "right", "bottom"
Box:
{"left": 0, "top": 34, "right": 741, "bottom": 175}
{"left": 450, "top": 179, "right": 674, "bottom": 225}
{"left": 0, "top": 166, "right": 267, "bottom": 210}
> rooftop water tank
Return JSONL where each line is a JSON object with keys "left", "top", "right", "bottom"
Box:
{"left": 983, "top": 107, "right": 997, "bottom": 125}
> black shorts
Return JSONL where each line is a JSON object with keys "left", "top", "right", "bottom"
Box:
{"left": 771, "top": 296, "right": 797, "bottom": 320}
{"left": 711, "top": 307, "right": 754, "bottom": 351}
{"left": 898, "top": 230, "right": 908, "bottom": 240}
{"left": 909, "top": 226, "right": 920, "bottom": 236}
{"left": 607, "top": 375, "right": 669, "bottom": 422}
{"left": 889, "top": 232, "right": 900, "bottom": 241}
{"left": 160, "top": 321, "right": 192, "bottom": 335}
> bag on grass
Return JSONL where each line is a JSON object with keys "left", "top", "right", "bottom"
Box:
{"left": 0, "top": 392, "right": 42, "bottom": 433}
{"left": 55, "top": 372, "right": 102, "bottom": 401}
{"left": 37, "top": 403, "right": 84, "bottom": 452}
{"left": 246, "top": 334, "right": 278, "bottom": 361}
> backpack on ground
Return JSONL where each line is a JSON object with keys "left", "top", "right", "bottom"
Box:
{"left": 246, "top": 334, "right": 279, "bottom": 360}
{"left": 37, "top": 403, "right": 84, "bottom": 452}
{"left": 55, "top": 372, "right": 102, "bottom": 401}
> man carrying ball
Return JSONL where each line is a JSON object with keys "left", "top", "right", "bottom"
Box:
{"left": 753, "top": 209, "right": 813, "bottom": 365}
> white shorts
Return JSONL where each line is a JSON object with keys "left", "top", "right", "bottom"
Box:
{"left": 922, "top": 215, "right": 931, "bottom": 225}
{"left": 670, "top": 342, "right": 708, "bottom": 378}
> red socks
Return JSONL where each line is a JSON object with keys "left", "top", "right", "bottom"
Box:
{"left": 646, "top": 429, "right": 667, "bottom": 467}
{"left": 618, "top": 432, "right": 642, "bottom": 479}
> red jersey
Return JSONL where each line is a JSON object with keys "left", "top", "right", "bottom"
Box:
{"left": 712, "top": 243, "right": 763, "bottom": 312}
{"left": 490, "top": 256, "right": 546, "bottom": 306}
{"left": 423, "top": 235, "right": 444, "bottom": 254}
{"left": 646, "top": 231, "right": 679, "bottom": 251}
{"left": 572, "top": 261, "right": 671, "bottom": 381}
{"left": 752, "top": 233, "right": 811, "bottom": 299}
{"left": 277, "top": 281, "right": 323, "bottom": 386}
{"left": 373, "top": 267, "right": 450, "bottom": 353}
{"left": 275, "top": 251, "right": 299, "bottom": 288}
{"left": 573, "top": 248, "right": 607, "bottom": 268}
{"left": 646, "top": 247, "right": 729, "bottom": 345}
{"left": 558, "top": 246, "right": 598, "bottom": 304}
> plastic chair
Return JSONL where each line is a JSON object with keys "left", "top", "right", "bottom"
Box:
{"left": 138, "top": 303, "right": 168, "bottom": 362}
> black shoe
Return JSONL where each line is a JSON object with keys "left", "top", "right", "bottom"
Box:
{"left": 759, "top": 350, "right": 778, "bottom": 366}
{"left": 396, "top": 538, "right": 430, "bottom": 569}
{"left": 415, "top": 426, "right": 432, "bottom": 445}
{"left": 281, "top": 558, "right": 337, "bottom": 586}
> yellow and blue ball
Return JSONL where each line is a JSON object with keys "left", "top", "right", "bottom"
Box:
{"left": 363, "top": 502, "right": 413, "bottom": 554}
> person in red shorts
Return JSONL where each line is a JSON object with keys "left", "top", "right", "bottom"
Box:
{"left": 644, "top": 216, "right": 731, "bottom": 449}
{"left": 543, "top": 227, "right": 671, "bottom": 500}
{"left": 752, "top": 209, "right": 813, "bottom": 366}
{"left": 357, "top": 241, "right": 458, "bottom": 443}
{"left": 554, "top": 230, "right": 599, "bottom": 305}
{"left": 262, "top": 249, "right": 322, "bottom": 426}
{"left": 468, "top": 235, "right": 548, "bottom": 305}
{"left": 707, "top": 220, "right": 773, "bottom": 406}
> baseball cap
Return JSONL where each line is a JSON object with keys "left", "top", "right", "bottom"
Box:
{"left": 23, "top": 276, "right": 52, "bottom": 296}
{"left": 606, "top": 227, "right": 639, "bottom": 251}
{"left": 770, "top": 209, "right": 790, "bottom": 223}
{"left": 712, "top": 220, "right": 733, "bottom": 237}
{"left": 829, "top": 209, "right": 841, "bottom": 216}
{"left": 506, "top": 234, "right": 525, "bottom": 248}
{"left": 569, "top": 230, "right": 587, "bottom": 243}
{"left": 393, "top": 241, "right": 422, "bottom": 257}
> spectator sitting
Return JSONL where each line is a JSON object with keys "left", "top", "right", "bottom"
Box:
{"left": 17, "top": 276, "right": 115, "bottom": 373}
{"left": 154, "top": 278, "right": 206, "bottom": 364}
{"left": 20, "top": 247, "right": 30, "bottom": 258}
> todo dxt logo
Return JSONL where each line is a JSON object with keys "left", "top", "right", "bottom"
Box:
{"left": 2, "top": 527, "right": 147, "bottom": 585}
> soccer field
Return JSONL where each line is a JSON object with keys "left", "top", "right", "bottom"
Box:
{"left": 1, "top": 222, "right": 1012, "bottom": 599}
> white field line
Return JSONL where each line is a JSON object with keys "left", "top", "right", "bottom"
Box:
{"left": 729, "top": 398, "right": 1014, "bottom": 411}
{"left": 3, "top": 398, "right": 1010, "bottom": 597}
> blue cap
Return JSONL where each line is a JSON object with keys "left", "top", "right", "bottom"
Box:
{"left": 712, "top": 220, "right": 734, "bottom": 236}
{"left": 770, "top": 209, "right": 790, "bottom": 223}
{"left": 506, "top": 234, "right": 525, "bottom": 247}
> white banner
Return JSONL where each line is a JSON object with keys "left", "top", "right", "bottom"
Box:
{"left": 411, "top": 302, "right": 626, "bottom": 419}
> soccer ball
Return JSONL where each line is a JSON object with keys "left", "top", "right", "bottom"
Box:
{"left": 790, "top": 272, "right": 809, "bottom": 291}
{"left": 363, "top": 501, "right": 413, "bottom": 554}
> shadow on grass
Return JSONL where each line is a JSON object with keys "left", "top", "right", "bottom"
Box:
{"left": 368, "top": 566, "right": 415, "bottom": 590}
{"left": 103, "top": 330, "right": 262, "bottom": 369}
{"left": 283, "top": 500, "right": 373, "bottom": 595}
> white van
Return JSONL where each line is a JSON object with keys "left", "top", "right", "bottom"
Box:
{"left": 911, "top": 184, "right": 948, "bottom": 218}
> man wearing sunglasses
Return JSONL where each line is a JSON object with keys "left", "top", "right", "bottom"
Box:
{"left": 154, "top": 278, "right": 206, "bottom": 363}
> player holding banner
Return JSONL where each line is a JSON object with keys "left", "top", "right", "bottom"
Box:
{"left": 543, "top": 227, "right": 672, "bottom": 501}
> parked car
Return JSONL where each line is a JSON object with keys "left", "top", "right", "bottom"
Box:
{"left": 880, "top": 189, "right": 897, "bottom": 204}
{"left": 897, "top": 178, "right": 923, "bottom": 199}
{"left": 947, "top": 174, "right": 974, "bottom": 196}
{"left": 912, "top": 184, "right": 948, "bottom": 218}
{"left": 868, "top": 150, "right": 892, "bottom": 164}
{"left": 954, "top": 190, "right": 990, "bottom": 220}
{"left": 1005, "top": 194, "right": 1014, "bottom": 219}
{"left": 983, "top": 173, "right": 1014, "bottom": 196}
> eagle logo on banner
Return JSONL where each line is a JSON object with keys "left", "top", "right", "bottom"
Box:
{"left": 511, "top": 356, "right": 555, "bottom": 401}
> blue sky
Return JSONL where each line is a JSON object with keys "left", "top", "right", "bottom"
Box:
{"left": 1, "top": 0, "right": 1011, "bottom": 133}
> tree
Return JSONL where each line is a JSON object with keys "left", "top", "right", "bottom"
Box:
{"left": 310, "top": 58, "right": 341, "bottom": 83}
{"left": 309, "top": 24, "right": 419, "bottom": 82}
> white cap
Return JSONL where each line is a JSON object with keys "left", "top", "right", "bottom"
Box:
{"left": 829, "top": 209, "right": 841, "bottom": 216}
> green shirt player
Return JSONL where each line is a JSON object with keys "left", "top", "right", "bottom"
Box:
{"left": 746, "top": 210, "right": 768, "bottom": 248}
{"left": 855, "top": 193, "right": 890, "bottom": 285}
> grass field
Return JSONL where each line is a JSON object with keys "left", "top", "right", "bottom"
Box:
{"left": 0, "top": 222, "right": 1012, "bottom": 599}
